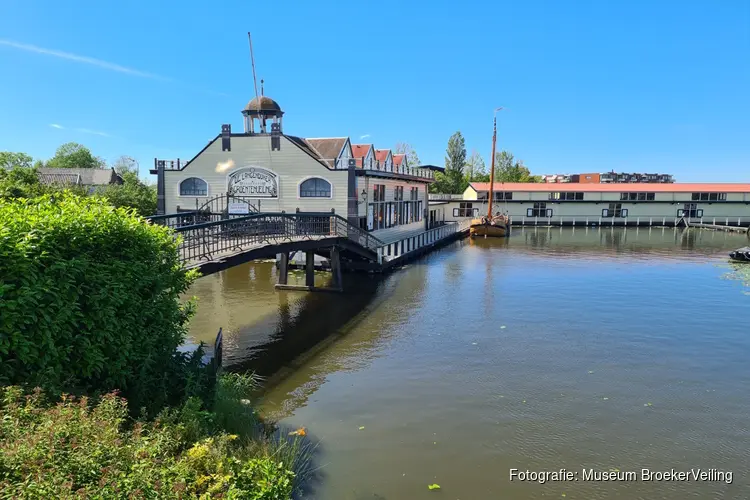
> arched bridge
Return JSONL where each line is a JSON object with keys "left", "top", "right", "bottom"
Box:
{"left": 146, "top": 211, "right": 470, "bottom": 292}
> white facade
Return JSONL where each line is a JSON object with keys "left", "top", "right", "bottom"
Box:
{"left": 433, "top": 183, "right": 750, "bottom": 226}
{"left": 153, "top": 129, "right": 435, "bottom": 237}
{"left": 375, "top": 150, "right": 393, "bottom": 173}
{"left": 161, "top": 135, "right": 350, "bottom": 215}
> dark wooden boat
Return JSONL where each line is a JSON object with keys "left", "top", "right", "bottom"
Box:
{"left": 729, "top": 246, "right": 750, "bottom": 262}
{"left": 469, "top": 108, "right": 510, "bottom": 238}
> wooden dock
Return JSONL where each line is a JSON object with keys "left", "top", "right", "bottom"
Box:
{"left": 685, "top": 222, "right": 749, "bottom": 234}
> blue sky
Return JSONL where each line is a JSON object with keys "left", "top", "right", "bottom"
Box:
{"left": 1, "top": 0, "right": 748, "bottom": 182}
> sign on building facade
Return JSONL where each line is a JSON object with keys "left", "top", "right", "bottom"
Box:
{"left": 227, "top": 167, "right": 278, "bottom": 198}
{"left": 227, "top": 202, "right": 251, "bottom": 214}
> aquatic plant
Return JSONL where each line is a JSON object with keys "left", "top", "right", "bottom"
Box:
{"left": 721, "top": 262, "right": 750, "bottom": 295}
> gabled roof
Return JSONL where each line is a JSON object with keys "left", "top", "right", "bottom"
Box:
{"left": 392, "top": 154, "right": 406, "bottom": 166}
{"left": 37, "top": 167, "right": 121, "bottom": 186}
{"left": 284, "top": 136, "right": 331, "bottom": 167}
{"left": 374, "top": 149, "right": 391, "bottom": 162}
{"left": 468, "top": 182, "right": 750, "bottom": 193}
{"left": 305, "top": 137, "right": 349, "bottom": 167}
{"left": 38, "top": 172, "right": 82, "bottom": 186}
{"left": 351, "top": 144, "right": 372, "bottom": 157}
{"left": 351, "top": 144, "right": 374, "bottom": 167}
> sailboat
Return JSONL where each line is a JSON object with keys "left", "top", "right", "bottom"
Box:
{"left": 470, "top": 109, "right": 510, "bottom": 238}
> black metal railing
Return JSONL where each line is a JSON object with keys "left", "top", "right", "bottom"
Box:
{"left": 145, "top": 211, "right": 213, "bottom": 230}
{"left": 172, "top": 212, "right": 385, "bottom": 264}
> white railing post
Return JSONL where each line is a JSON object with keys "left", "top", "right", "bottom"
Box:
{"left": 377, "top": 247, "right": 383, "bottom": 265}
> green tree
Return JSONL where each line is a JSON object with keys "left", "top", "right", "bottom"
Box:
{"left": 494, "top": 150, "right": 541, "bottom": 182}
{"left": 0, "top": 165, "right": 43, "bottom": 199}
{"left": 0, "top": 152, "right": 34, "bottom": 170}
{"left": 394, "top": 142, "right": 421, "bottom": 168}
{"left": 465, "top": 150, "right": 489, "bottom": 182}
{"left": 99, "top": 170, "right": 157, "bottom": 216}
{"left": 112, "top": 155, "right": 139, "bottom": 176}
{"left": 444, "top": 131, "right": 468, "bottom": 193}
{"left": 429, "top": 171, "right": 452, "bottom": 194}
{"left": 46, "top": 142, "right": 105, "bottom": 169}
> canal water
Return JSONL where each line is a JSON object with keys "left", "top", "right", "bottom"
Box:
{"left": 186, "top": 227, "right": 750, "bottom": 500}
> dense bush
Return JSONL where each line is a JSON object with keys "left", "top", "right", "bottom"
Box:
{"left": 0, "top": 165, "right": 45, "bottom": 199}
{"left": 0, "top": 385, "right": 296, "bottom": 499}
{"left": 0, "top": 194, "right": 205, "bottom": 413}
{"left": 98, "top": 170, "right": 158, "bottom": 217}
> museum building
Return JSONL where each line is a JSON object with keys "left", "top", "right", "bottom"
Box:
{"left": 150, "top": 91, "right": 441, "bottom": 237}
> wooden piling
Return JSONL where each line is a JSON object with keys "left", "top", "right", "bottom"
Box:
{"left": 278, "top": 253, "right": 289, "bottom": 285}
{"left": 305, "top": 252, "right": 315, "bottom": 287}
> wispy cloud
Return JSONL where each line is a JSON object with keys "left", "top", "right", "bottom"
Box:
{"left": 1, "top": 38, "right": 229, "bottom": 97}
{"left": 359, "top": 134, "right": 371, "bottom": 140}
{"left": 49, "top": 123, "right": 112, "bottom": 138}
{"left": 75, "top": 128, "right": 111, "bottom": 137}
{"left": 0, "top": 39, "right": 170, "bottom": 81}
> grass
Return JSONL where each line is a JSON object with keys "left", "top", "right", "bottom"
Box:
{"left": 210, "top": 371, "right": 318, "bottom": 492}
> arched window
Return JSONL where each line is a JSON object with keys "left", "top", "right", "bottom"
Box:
{"left": 299, "top": 177, "right": 332, "bottom": 198}
{"left": 179, "top": 177, "right": 208, "bottom": 196}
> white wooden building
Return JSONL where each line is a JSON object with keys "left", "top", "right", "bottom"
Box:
{"left": 150, "top": 92, "right": 442, "bottom": 239}
{"left": 431, "top": 182, "right": 750, "bottom": 227}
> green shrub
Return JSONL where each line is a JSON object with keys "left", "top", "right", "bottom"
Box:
{"left": 0, "top": 165, "right": 44, "bottom": 199}
{"left": 97, "top": 170, "right": 157, "bottom": 217}
{"left": 0, "top": 386, "right": 295, "bottom": 499}
{"left": 0, "top": 193, "right": 205, "bottom": 413}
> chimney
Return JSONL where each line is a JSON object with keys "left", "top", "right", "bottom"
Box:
{"left": 221, "top": 124, "right": 231, "bottom": 152}
{"left": 271, "top": 123, "right": 281, "bottom": 151}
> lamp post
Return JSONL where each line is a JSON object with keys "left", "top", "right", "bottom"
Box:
{"left": 133, "top": 158, "right": 140, "bottom": 178}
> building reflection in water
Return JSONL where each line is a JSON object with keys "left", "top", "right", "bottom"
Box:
{"left": 185, "top": 227, "right": 748, "bottom": 420}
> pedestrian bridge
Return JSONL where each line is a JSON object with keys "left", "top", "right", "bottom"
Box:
{"left": 146, "top": 211, "right": 470, "bottom": 292}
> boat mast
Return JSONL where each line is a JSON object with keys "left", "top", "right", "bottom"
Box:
{"left": 487, "top": 112, "right": 498, "bottom": 218}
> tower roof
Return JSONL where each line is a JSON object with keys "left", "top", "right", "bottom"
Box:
{"left": 243, "top": 95, "right": 283, "bottom": 114}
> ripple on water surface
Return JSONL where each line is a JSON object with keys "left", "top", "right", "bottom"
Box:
{"left": 187, "top": 228, "right": 750, "bottom": 499}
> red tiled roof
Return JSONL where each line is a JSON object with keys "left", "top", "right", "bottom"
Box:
{"left": 468, "top": 182, "right": 750, "bottom": 193}
{"left": 392, "top": 154, "right": 406, "bottom": 166}
{"left": 351, "top": 144, "right": 372, "bottom": 167}
{"left": 375, "top": 149, "right": 391, "bottom": 162}
{"left": 351, "top": 144, "right": 371, "bottom": 157}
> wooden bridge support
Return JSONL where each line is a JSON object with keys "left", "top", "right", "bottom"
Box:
{"left": 305, "top": 252, "right": 315, "bottom": 287}
{"left": 275, "top": 247, "right": 344, "bottom": 293}
{"left": 330, "top": 246, "right": 343, "bottom": 290}
{"left": 278, "top": 252, "right": 289, "bottom": 285}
